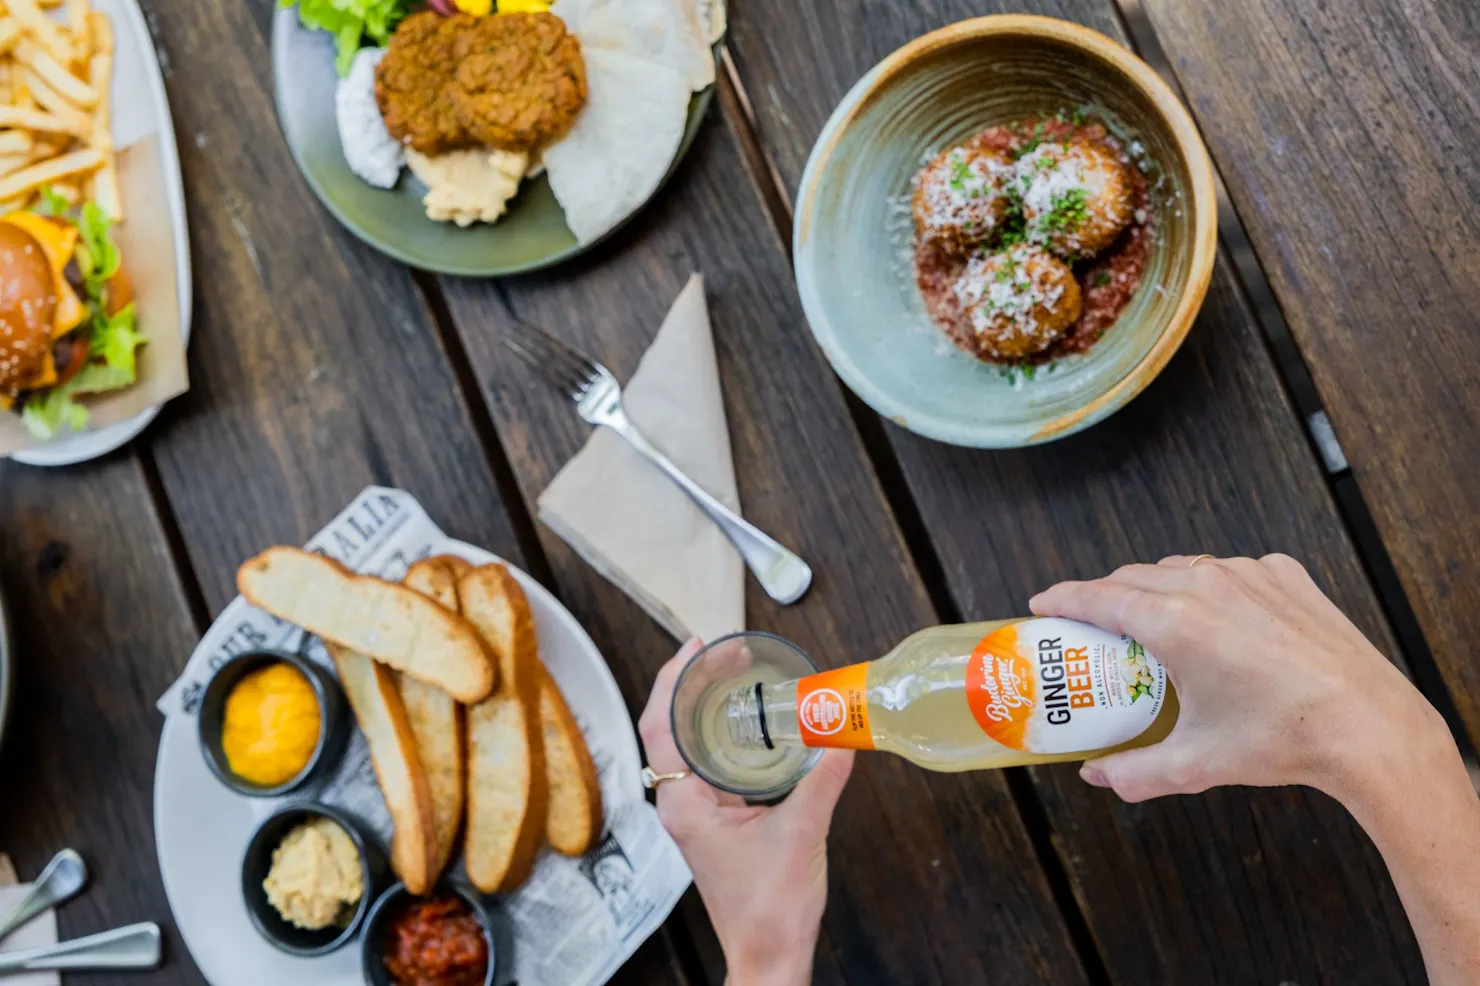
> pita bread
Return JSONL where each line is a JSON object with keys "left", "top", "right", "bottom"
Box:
{"left": 694, "top": 0, "right": 725, "bottom": 44}
{"left": 553, "top": 0, "right": 713, "bottom": 92}
{"left": 543, "top": 48, "right": 689, "bottom": 244}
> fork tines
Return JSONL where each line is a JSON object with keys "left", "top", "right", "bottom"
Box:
{"left": 502, "top": 324, "right": 603, "bottom": 402}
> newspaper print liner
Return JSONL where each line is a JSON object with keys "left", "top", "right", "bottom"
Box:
{"left": 154, "top": 486, "right": 691, "bottom": 986}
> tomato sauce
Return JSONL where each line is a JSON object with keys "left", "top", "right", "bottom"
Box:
{"left": 383, "top": 895, "right": 489, "bottom": 986}
{"left": 911, "top": 115, "right": 1153, "bottom": 366}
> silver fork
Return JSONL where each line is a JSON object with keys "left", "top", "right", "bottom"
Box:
{"left": 504, "top": 326, "right": 813, "bottom": 605}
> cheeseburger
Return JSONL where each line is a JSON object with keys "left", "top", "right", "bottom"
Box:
{"left": 0, "top": 191, "right": 138, "bottom": 439}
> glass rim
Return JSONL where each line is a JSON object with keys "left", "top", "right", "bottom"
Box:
{"left": 670, "top": 631, "right": 822, "bottom": 800}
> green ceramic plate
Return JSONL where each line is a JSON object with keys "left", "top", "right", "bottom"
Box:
{"left": 793, "top": 16, "right": 1217, "bottom": 448}
{"left": 271, "top": 9, "right": 715, "bottom": 277}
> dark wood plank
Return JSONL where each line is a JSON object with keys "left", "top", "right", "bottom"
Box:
{"left": 437, "top": 109, "right": 1091, "bottom": 985}
{"left": 0, "top": 456, "right": 203, "bottom": 983}
{"left": 1137, "top": 0, "right": 1480, "bottom": 746}
{"left": 726, "top": 1, "right": 1426, "bottom": 982}
{"left": 135, "top": 0, "right": 523, "bottom": 608}
{"left": 127, "top": 3, "right": 693, "bottom": 983}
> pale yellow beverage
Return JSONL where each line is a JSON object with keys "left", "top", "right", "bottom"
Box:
{"left": 722, "top": 617, "right": 1178, "bottom": 770}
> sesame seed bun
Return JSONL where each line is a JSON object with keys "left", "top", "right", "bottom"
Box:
{"left": 0, "top": 223, "right": 57, "bottom": 396}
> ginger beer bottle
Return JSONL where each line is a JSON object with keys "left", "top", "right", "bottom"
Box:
{"left": 722, "top": 617, "right": 1178, "bottom": 770}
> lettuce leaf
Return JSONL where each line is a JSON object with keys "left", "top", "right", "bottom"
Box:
{"left": 281, "top": 0, "right": 409, "bottom": 76}
{"left": 88, "top": 303, "right": 144, "bottom": 386}
{"left": 36, "top": 185, "right": 69, "bottom": 217}
{"left": 17, "top": 305, "right": 145, "bottom": 440}
{"left": 74, "top": 201, "right": 122, "bottom": 302}
{"left": 21, "top": 387, "right": 90, "bottom": 440}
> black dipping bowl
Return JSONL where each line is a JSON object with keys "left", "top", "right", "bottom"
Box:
{"left": 361, "top": 881, "right": 498, "bottom": 986}
{"left": 241, "top": 802, "right": 387, "bottom": 956}
{"left": 197, "top": 648, "right": 348, "bottom": 797}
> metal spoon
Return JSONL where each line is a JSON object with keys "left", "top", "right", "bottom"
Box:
{"left": 0, "top": 923, "right": 161, "bottom": 974}
{"left": 0, "top": 850, "right": 87, "bottom": 944}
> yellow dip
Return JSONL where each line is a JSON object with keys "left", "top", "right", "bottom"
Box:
{"left": 263, "top": 817, "right": 363, "bottom": 930}
{"left": 222, "top": 663, "right": 320, "bottom": 786}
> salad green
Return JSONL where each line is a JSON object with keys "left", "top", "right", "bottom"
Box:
{"left": 282, "top": 0, "right": 410, "bottom": 76}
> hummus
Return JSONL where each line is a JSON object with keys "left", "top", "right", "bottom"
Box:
{"left": 405, "top": 147, "right": 529, "bottom": 227}
{"left": 263, "top": 817, "right": 364, "bottom": 930}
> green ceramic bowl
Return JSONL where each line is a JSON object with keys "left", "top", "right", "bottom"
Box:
{"left": 271, "top": 10, "right": 715, "bottom": 277}
{"left": 793, "top": 15, "right": 1217, "bottom": 448}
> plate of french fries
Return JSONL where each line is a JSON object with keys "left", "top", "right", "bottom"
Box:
{"left": 3, "top": 0, "right": 190, "bottom": 466}
{"left": 151, "top": 486, "right": 680, "bottom": 986}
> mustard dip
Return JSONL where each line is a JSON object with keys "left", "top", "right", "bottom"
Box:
{"left": 222, "top": 663, "right": 320, "bottom": 786}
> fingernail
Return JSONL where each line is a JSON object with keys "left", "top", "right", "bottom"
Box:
{"left": 1080, "top": 765, "right": 1109, "bottom": 788}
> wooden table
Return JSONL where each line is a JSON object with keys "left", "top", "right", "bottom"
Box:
{"left": 1, "top": 0, "right": 1473, "bottom": 982}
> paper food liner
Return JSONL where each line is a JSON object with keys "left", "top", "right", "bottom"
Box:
{"left": 0, "top": 136, "right": 188, "bottom": 454}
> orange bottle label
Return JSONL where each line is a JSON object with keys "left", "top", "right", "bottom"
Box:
{"left": 965, "top": 624, "right": 1038, "bottom": 751}
{"left": 796, "top": 663, "right": 874, "bottom": 750}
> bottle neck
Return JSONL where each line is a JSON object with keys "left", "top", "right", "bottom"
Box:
{"left": 725, "top": 679, "right": 804, "bottom": 750}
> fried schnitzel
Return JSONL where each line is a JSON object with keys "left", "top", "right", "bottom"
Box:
{"left": 375, "top": 11, "right": 587, "bottom": 156}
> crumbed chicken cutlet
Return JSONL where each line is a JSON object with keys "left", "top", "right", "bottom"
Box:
{"left": 375, "top": 11, "right": 586, "bottom": 156}
{"left": 453, "top": 13, "right": 586, "bottom": 151}
{"left": 375, "top": 11, "right": 468, "bottom": 155}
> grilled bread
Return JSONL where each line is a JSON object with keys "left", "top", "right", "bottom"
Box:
{"left": 539, "top": 667, "right": 602, "bottom": 856}
{"left": 459, "top": 563, "right": 547, "bottom": 893}
{"left": 399, "top": 557, "right": 467, "bottom": 884}
{"left": 238, "top": 546, "right": 495, "bottom": 703}
{"left": 327, "top": 643, "right": 436, "bottom": 894}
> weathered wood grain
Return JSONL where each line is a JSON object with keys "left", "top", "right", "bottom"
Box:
{"left": 0, "top": 456, "right": 203, "bottom": 983}
{"left": 1138, "top": 0, "right": 1480, "bottom": 747}
{"left": 726, "top": 0, "right": 1426, "bottom": 981}
{"left": 437, "top": 110, "right": 1090, "bottom": 985}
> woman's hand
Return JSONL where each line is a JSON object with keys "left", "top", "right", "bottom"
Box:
{"left": 1034, "top": 554, "right": 1480, "bottom": 984}
{"left": 1029, "top": 553, "right": 1443, "bottom": 803}
{"left": 638, "top": 640, "right": 853, "bottom": 986}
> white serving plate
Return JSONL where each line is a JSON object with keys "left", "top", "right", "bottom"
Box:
{"left": 9, "top": 0, "right": 192, "bottom": 466}
{"left": 153, "top": 541, "right": 645, "bottom": 985}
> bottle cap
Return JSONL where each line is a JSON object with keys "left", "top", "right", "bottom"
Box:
{"left": 670, "top": 632, "right": 821, "bottom": 802}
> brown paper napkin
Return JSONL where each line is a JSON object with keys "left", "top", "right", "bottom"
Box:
{"left": 0, "top": 854, "right": 61, "bottom": 986}
{"left": 538, "top": 274, "right": 744, "bottom": 643}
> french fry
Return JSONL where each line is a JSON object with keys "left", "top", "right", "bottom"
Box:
{"left": 0, "top": 131, "right": 33, "bottom": 155}
{"left": 65, "top": 0, "right": 91, "bottom": 62}
{"left": 37, "top": 0, "right": 63, "bottom": 10}
{"left": 0, "top": 20, "right": 22, "bottom": 57}
{"left": 18, "top": 40, "right": 96, "bottom": 108}
{"left": 88, "top": 10, "right": 111, "bottom": 57}
{"left": 0, "top": 146, "right": 100, "bottom": 201}
{"left": 0, "top": 104, "right": 87, "bottom": 138}
{"left": 6, "top": 0, "right": 73, "bottom": 65}
{"left": 0, "top": 153, "right": 30, "bottom": 180}
{"left": 48, "top": 180, "right": 79, "bottom": 205}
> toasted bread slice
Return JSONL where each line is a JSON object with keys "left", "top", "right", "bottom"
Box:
{"left": 459, "top": 563, "right": 547, "bottom": 893}
{"left": 539, "top": 668, "right": 603, "bottom": 856}
{"left": 399, "top": 557, "right": 467, "bottom": 883}
{"left": 328, "top": 643, "right": 436, "bottom": 894}
{"left": 429, "top": 554, "right": 473, "bottom": 578}
{"left": 238, "top": 547, "right": 494, "bottom": 703}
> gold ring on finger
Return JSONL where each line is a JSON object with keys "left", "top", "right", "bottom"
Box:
{"left": 642, "top": 766, "right": 691, "bottom": 789}
{"left": 1188, "top": 553, "right": 1215, "bottom": 568}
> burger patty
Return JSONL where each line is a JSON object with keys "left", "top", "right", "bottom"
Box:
{"left": 376, "top": 11, "right": 587, "bottom": 156}
{"left": 0, "top": 223, "right": 57, "bottom": 396}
